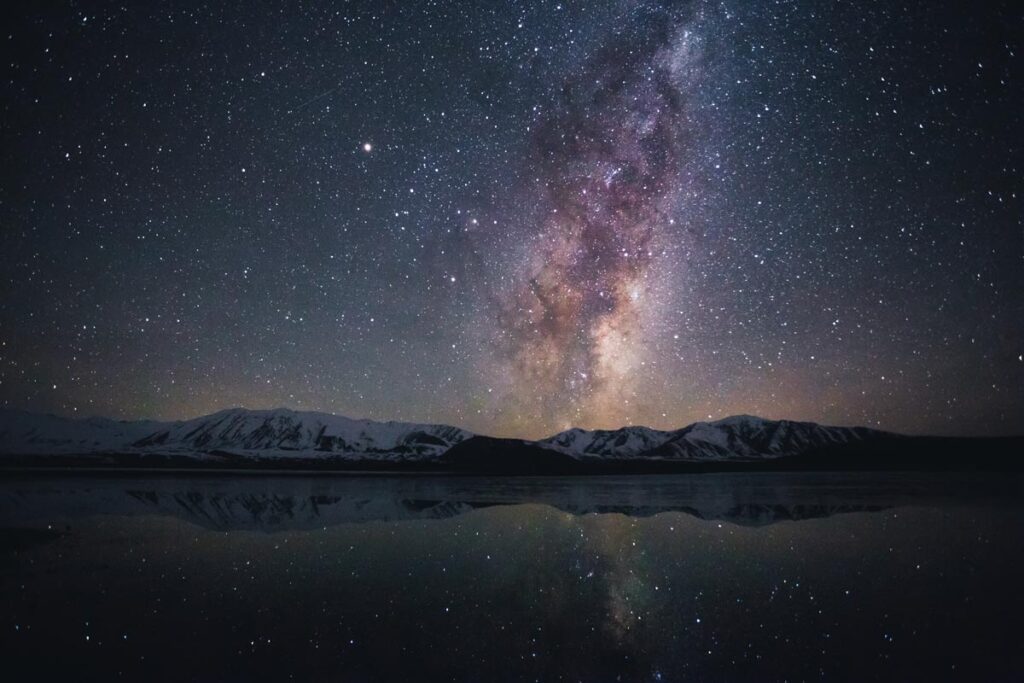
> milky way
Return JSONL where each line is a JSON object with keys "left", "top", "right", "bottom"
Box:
{"left": 494, "top": 10, "right": 705, "bottom": 431}
{"left": 1, "top": 1, "right": 1020, "bottom": 437}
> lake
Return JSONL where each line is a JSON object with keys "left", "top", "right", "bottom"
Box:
{"left": 1, "top": 472, "right": 1021, "bottom": 681}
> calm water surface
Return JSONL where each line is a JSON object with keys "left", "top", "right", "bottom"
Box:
{"left": 1, "top": 472, "right": 1021, "bottom": 681}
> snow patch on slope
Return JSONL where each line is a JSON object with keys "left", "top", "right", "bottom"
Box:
{"left": 0, "top": 410, "right": 163, "bottom": 455}
{"left": 539, "top": 425, "right": 674, "bottom": 457}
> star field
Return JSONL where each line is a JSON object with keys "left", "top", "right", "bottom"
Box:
{"left": 1, "top": 0, "right": 1020, "bottom": 437}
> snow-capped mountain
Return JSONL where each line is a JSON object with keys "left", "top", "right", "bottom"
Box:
{"left": 0, "top": 407, "right": 471, "bottom": 461}
{"left": 437, "top": 415, "right": 899, "bottom": 472}
{"left": 3, "top": 407, "right": 965, "bottom": 471}
{"left": 539, "top": 415, "right": 884, "bottom": 461}
{"left": 131, "top": 408, "right": 471, "bottom": 459}
{"left": 642, "top": 415, "right": 884, "bottom": 461}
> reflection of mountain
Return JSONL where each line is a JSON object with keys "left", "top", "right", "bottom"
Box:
{"left": 111, "top": 491, "right": 896, "bottom": 528}
{"left": 2, "top": 488, "right": 889, "bottom": 529}
{"left": 3, "top": 473, "right": 1017, "bottom": 531}
{"left": 122, "top": 490, "right": 480, "bottom": 526}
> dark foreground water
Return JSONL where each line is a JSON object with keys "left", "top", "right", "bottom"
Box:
{"left": 1, "top": 472, "right": 1021, "bottom": 681}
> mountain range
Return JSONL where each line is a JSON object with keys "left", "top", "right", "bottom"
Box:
{"left": 0, "top": 407, "right": 1020, "bottom": 473}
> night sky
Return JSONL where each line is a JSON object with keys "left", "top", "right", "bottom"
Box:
{"left": 1, "top": 1, "right": 1020, "bottom": 438}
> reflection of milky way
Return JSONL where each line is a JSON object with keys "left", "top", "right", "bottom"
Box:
{"left": 498, "top": 13, "right": 703, "bottom": 431}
